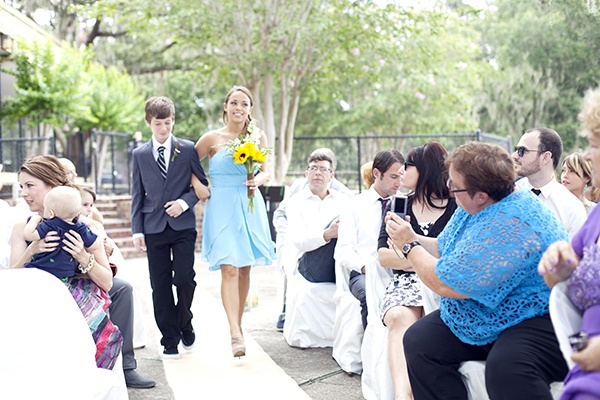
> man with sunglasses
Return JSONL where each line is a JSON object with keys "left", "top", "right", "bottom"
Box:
{"left": 513, "top": 127, "right": 586, "bottom": 237}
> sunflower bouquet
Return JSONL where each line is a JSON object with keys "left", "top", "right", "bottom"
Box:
{"left": 220, "top": 121, "right": 271, "bottom": 213}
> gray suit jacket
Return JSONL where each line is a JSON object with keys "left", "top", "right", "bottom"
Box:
{"left": 131, "top": 136, "right": 208, "bottom": 235}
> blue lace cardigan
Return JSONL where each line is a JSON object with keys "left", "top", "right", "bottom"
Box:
{"left": 436, "top": 189, "right": 569, "bottom": 345}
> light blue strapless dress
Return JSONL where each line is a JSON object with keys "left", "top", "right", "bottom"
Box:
{"left": 201, "top": 150, "right": 275, "bottom": 271}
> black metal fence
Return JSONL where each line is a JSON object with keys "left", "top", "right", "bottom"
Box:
{"left": 0, "top": 129, "right": 511, "bottom": 198}
{"left": 286, "top": 130, "right": 512, "bottom": 192}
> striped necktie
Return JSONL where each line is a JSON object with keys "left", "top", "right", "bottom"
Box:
{"left": 157, "top": 146, "right": 167, "bottom": 179}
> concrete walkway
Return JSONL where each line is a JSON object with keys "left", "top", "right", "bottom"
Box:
{"left": 119, "top": 256, "right": 362, "bottom": 400}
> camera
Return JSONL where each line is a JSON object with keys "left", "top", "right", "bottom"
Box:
{"left": 391, "top": 195, "right": 408, "bottom": 219}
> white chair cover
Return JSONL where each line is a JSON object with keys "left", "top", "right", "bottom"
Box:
{"left": 422, "top": 284, "right": 564, "bottom": 399}
{"left": 549, "top": 281, "right": 582, "bottom": 369}
{"left": 332, "top": 261, "right": 364, "bottom": 374}
{"left": 110, "top": 244, "right": 146, "bottom": 349}
{"left": 0, "top": 268, "right": 127, "bottom": 400}
{"left": 361, "top": 258, "right": 395, "bottom": 400}
{"left": 283, "top": 271, "right": 336, "bottom": 348}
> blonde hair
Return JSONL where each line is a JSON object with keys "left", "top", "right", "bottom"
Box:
{"left": 361, "top": 161, "right": 374, "bottom": 189}
{"left": 563, "top": 153, "right": 592, "bottom": 182}
{"left": 579, "top": 86, "right": 600, "bottom": 138}
{"left": 44, "top": 186, "right": 82, "bottom": 221}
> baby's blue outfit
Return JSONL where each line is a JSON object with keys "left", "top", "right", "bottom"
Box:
{"left": 436, "top": 189, "right": 568, "bottom": 345}
{"left": 201, "top": 150, "right": 275, "bottom": 271}
{"left": 25, "top": 217, "right": 98, "bottom": 279}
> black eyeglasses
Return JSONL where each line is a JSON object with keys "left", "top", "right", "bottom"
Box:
{"left": 446, "top": 178, "right": 470, "bottom": 194}
{"left": 514, "top": 146, "right": 541, "bottom": 158}
{"left": 404, "top": 161, "right": 415, "bottom": 169}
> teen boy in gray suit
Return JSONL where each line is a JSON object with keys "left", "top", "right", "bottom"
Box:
{"left": 131, "top": 96, "right": 210, "bottom": 359}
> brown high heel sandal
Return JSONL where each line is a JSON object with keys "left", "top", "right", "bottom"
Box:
{"left": 231, "top": 336, "right": 246, "bottom": 358}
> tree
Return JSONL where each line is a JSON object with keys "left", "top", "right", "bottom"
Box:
{"left": 100, "top": 0, "right": 485, "bottom": 182}
{"left": 477, "top": 0, "right": 600, "bottom": 150}
{"left": 0, "top": 40, "right": 93, "bottom": 155}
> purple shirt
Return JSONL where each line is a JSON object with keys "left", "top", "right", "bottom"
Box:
{"left": 569, "top": 205, "right": 600, "bottom": 311}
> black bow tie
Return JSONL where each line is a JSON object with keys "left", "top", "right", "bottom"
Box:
{"left": 531, "top": 188, "right": 542, "bottom": 196}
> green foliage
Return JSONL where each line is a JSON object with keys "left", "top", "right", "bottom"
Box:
{"left": 298, "top": 6, "right": 485, "bottom": 137}
{"left": 477, "top": 0, "right": 600, "bottom": 151}
{"left": 0, "top": 41, "right": 93, "bottom": 129}
{"left": 77, "top": 63, "right": 145, "bottom": 132}
{"left": 1, "top": 38, "right": 146, "bottom": 136}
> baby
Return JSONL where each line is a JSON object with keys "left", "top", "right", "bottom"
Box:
{"left": 23, "top": 186, "right": 99, "bottom": 279}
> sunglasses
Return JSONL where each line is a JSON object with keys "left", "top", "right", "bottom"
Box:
{"left": 404, "top": 161, "right": 415, "bottom": 169}
{"left": 514, "top": 146, "right": 541, "bottom": 158}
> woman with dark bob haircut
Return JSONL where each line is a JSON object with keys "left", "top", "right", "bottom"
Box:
{"left": 385, "top": 142, "right": 569, "bottom": 399}
{"left": 377, "top": 141, "right": 457, "bottom": 399}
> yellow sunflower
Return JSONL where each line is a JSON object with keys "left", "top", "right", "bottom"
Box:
{"left": 233, "top": 147, "right": 249, "bottom": 164}
{"left": 251, "top": 149, "right": 266, "bottom": 163}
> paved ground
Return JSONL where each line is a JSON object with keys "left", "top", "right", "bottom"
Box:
{"left": 119, "top": 256, "right": 363, "bottom": 400}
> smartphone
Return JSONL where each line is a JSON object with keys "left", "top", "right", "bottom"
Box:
{"left": 391, "top": 195, "right": 408, "bottom": 219}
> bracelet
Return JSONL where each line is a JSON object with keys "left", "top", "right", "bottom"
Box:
{"left": 78, "top": 252, "right": 95, "bottom": 274}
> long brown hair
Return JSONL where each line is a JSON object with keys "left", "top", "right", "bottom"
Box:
{"left": 19, "top": 155, "right": 69, "bottom": 188}
{"left": 222, "top": 86, "right": 254, "bottom": 135}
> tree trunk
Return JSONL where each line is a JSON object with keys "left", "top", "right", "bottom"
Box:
{"left": 261, "top": 75, "right": 277, "bottom": 183}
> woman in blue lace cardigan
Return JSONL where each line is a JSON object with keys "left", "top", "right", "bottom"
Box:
{"left": 385, "top": 142, "right": 569, "bottom": 400}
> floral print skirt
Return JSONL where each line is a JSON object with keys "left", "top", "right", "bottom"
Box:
{"left": 380, "top": 272, "right": 423, "bottom": 324}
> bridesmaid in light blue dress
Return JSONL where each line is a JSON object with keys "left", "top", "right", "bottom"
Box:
{"left": 193, "top": 86, "right": 275, "bottom": 358}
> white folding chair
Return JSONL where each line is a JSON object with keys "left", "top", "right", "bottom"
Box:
{"left": 0, "top": 268, "right": 128, "bottom": 400}
{"left": 422, "top": 285, "right": 564, "bottom": 399}
{"left": 361, "top": 258, "right": 395, "bottom": 400}
{"left": 332, "top": 261, "right": 364, "bottom": 374}
{"left": 283, "top": 270, "right": 336, "bottom": 348}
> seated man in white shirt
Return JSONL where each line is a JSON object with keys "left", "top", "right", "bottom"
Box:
{"left": 286, "top": 153, "right": 348, "bottom": 282}
{"left": 282, "top": 153, "right": 349, "bottom": 347}
{"left": 273, "top": 148, "right": 352, "bottom": 330}
{"left": 335, "top": 149, "right": 404, "bottom": 329}
{"left": 513, "top": 127, "right": 587, "bottom": 238}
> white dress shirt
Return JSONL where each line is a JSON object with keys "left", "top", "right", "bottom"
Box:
{"left": 283, "top": 187, "right": 347, "bottom": 276}
{"left": 152, "top": 135, "right": 172, "bottom": 170}
{"left": 334, "top": 186, "right": 388, "bottom": 274}
{"left": 517, "top": 177, "right": 587, "bottom": 238}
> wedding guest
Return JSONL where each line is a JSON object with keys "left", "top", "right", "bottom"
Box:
{"left": 10, "top": 155, "right": 121, "bottom": 370}
{"left": 272, "top": 147, "right": 351, "bottom": 331}
{"left": 561, "top": 153, "right": 597, "bottom": 215}
{"left": 335, "top": 149, "right": 404, "bottom": 329}
{"left": 377, "top": 142, "right": 456, "bottom": 399}
{"left": 79, "top": 186, "right": 156, "bottom": 388}
{"left": 59, "top": 158, "right": 104, "bottom": 225}
{"left": 193, "top": 86, "right": 275, "bottom": 358}
{"left": 361, "top": 161, "right": 375, "bottom": 190}
{"left": 513, "top": 127, "right": 587, "bottom": 238}
{"left": 388, "top": 142, "right": 568, "bottom": 399}
{"left": 539, "top": 86, "right": 600, "bottom": 400}
{"left": 23, "top": 186, "right": 99, "bottom": 280}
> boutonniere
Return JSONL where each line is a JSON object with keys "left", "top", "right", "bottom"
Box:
{"left": 171, "top": 141, "right": 181, "bottom": 162}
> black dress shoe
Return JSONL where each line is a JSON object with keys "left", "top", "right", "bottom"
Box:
{"left": 182, "top": 328, "right": 195, "bottom": 350}
{"left": 124, "top": 369, "right": 156, "bottom": 389}
{"left": 163, "top": 346, "right": 180, "bottom": 360}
